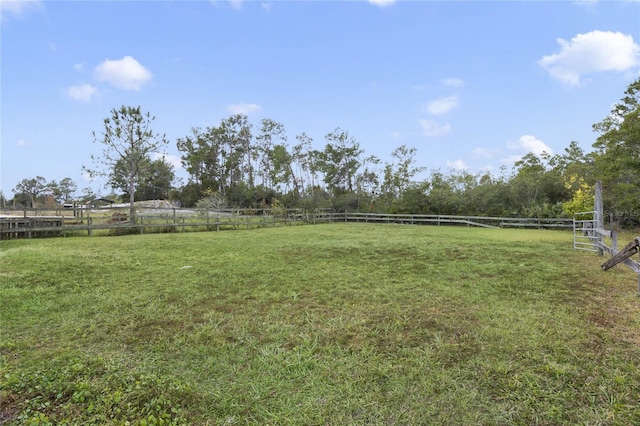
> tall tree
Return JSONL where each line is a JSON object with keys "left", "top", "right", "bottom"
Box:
{"left": 85, "top": 106, "right": 168, "bottom": 222}
{"left": 111, "top": 156, "right": 175, "bottom": 201}
{"left": 382, "top": 145, "right": 424, "bottom": 199}
{"left": 255, "top": 119, "right": 286, "bottom": 189}
{"left": 177, "top": 125, "right": 228, "bottom": 197}
{"left": 592, "top": 77, "right": 640, "bottom": 217}
{"left": 510, "top": 152, "right": 548, "bottom": 209}
{"left": 221, "top": 114, "right": 253, "bottom": 190}
{"left": 12, "top": 176, "right": 47, "bottom": 207}
{"left": 80, "top": 187, "right": 99, "bottom": 204}
{"left": 317, "top": 128, "right": 363, "bottom": 194}
{"left": 292, "top": 133, "right": 315, "bottom": 194}
{"left": 269, "top": 144, "right": 294, "bottom": 193}
{"left": 58, "top": 177, "right": 78, "bottom": 203}
{"left": 140, "top": 157, "right": 175, "bottom": 200}
{"left": 354, "top": 154, "right": 380, "bottom": 210}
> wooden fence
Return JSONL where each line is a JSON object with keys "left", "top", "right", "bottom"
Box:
{"left": 0, "top": 207, "right": 573, "bottom": 241}
{"left": 574, "top": 181, "right": 640, "bottom": 293}
{"left": 593, "top": 228, "right": 640, "bottom": 294}
{"left": 329, "top": 212, "right": 572, "bottom": 229}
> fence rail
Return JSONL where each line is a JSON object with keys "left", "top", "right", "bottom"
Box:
{"left": 575, "top": 181, "right": 640, "bottom": 294}
{"left": 0, "top": 207, "right": 574, "bottom": 240}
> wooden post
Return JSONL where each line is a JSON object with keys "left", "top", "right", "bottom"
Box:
{"left": 88, "top": 217, "right": 93, "bottom": 236}
{"left": 601, "top": 238, "right": 640, "bottom": 271}
{"left": 595, "top": 181, "right": 604, "bottom": 256}
{"left": 637, "top": 248, "right": 640, "bottom": 295}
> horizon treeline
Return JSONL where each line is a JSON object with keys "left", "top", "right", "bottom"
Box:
{"left": 6, "top": 78, "right": 640, "bottom": 228}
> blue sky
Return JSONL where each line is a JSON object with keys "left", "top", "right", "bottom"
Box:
{"left": 2, "top": 0, "right": 639, "bottom": 198}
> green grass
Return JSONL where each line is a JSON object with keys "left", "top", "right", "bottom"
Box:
{"left": 1, "top": 224, "right": 639, "bottom": 425}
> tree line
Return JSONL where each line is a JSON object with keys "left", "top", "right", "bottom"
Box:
{"left": 6, "top": 78, "right": 640, "bottom": 227}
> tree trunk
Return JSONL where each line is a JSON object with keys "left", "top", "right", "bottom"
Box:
{"left": 129, "top": 170, "right": 136, "bottom": 224}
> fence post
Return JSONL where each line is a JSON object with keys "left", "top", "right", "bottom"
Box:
{"left": 595, "top": 181, "right": 604, "bottom": 256}
{"left": 140, "top": 216, "right": 144, "bottom": 234}
{"left": 216, "top": 212, "right": 220, "bottom": 232}
{"left": 88, "top": 217, "right": 93, "bottom": 236}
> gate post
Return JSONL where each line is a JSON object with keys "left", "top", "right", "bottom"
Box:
{"left": 595, "top": 181, "right": 604, "bottom": 256}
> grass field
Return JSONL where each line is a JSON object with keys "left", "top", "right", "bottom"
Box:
{"left": 1, "top": 224, "right": 639, "bottom": 425}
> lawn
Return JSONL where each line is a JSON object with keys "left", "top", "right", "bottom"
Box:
{"left": 1, "top": 224, "right": 639, "bottom": 425}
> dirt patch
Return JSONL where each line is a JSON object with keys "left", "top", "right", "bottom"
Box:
{"left": 0, "top": 394, "right": 19, "bottom": 424}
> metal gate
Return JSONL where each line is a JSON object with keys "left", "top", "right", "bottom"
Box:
{"left": 573, "top": 211, "right": 599, "bottom": 252}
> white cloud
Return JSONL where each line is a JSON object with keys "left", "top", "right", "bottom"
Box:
{"left": 67, "top": 84, "right": 98, "bottom": 102}
{"left": 507, "top": 134, "right": 553, "bottom": 156}
{"left": 471, "top": 147, "right": 496, "bottom": 159}
{"left": 424, "top": 95, "right": 458, "bottom": 115}
{"left": 209, "top": 0, "right": 244, "bottom": 10}
{"left": 152, "top": 153, "right": 183, "bottom": 170}
{"left": 419, "top": 119, "right": 451, "bottom": 137}
{"left": 74, "top": 63, "right": 85, "bottom": 73}
{"left": 81, "top": 172, "right": 94, "bottom": 183}
{"left": 0, "top": 0, "right": 43, "bottom": 19}
{"left": 369, "top": 0, "right": 396, "bottom": 7}
{"left": 501, "top": 135, "right": 553, "bottom": 166}
{"left": 229, "top": 0, "right": 243, "bottom": 10}
{"left": 441, "top": 78, "right": 465, "bottom": 88}
{"left": 94, "top": 56, "right": 152, "bottom": 91}
{"left": 539, "top": 30, "right": 640, "bottom": 87}
{"left": 16, "top": 138, "right": 30, "bottom": 147}
{"left": 502, "top": 154, "right": 524, "bottom": 165}
{"left": 446, "top": 160, "right": 468, "bottom": 171}
{"left": 261, "top": 2, "right": 272, "bottom": 12}
{"left": 573, "top": 0, "right": 598, "bottom": 10}
{"left": 227, "top": 103, "right": 261, "bottom": 115}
